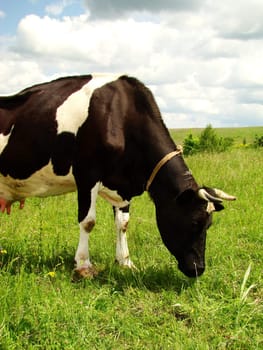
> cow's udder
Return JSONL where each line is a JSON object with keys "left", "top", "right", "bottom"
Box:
{"left": 0, "top": 198, "right": 25, "bottom": 215}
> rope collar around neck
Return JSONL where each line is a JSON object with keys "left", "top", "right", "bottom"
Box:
{"left": 146, "top": 146, "right": 183, "bottom": 191}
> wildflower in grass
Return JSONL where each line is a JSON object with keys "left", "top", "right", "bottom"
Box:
{"left": 0, "top": 248, "right": 7, "bottom": 255}
{"left": 46, "top": 271, "right": 56, "bottom": 278}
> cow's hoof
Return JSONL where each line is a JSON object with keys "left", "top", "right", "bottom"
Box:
{"left": 72, "top": 265, "right": 98, "bottom": 282}
{"left": 115, "top": 258, "right": 138, "bottom": 271}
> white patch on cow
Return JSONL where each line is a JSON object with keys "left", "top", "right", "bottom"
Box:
{"left": 75, "top": 183, "right": 99, "bottom": 270}
{"left": 0, "top": 126, "right": 14, "bottom": 154}
{"left": 115, "top": 208, "right": 134, "bottom": 268}
{"left": 0, "top": 134, "right": 10, "bottom": 154}
{"left": 0, "top": 163, "right": 128, "bottom": 212}
{"left": 98, "top": 184, "right": 129, "bottom": 208}
{"left": 0, "top": 162, "right": 76, "bottom": 202}
{"left": 56, "top": 73, "right": 121, "bottom": 135}
{"left": 207, "top": 202, "right": 215, "bottom": 213}
{"left": 74, "top": 183, "right": 130, "bottom": 269}
{"left": 74, "top": 230, "right": 93, "bottom": 270}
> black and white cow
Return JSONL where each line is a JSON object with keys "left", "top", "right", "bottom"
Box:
{"left": 0, "top": 74, "right": 235, "bottom": 278}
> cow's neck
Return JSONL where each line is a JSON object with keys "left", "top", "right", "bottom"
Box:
{"left": 140, "top": 120, "right": 198, "bottom": 199}
{"left": 144, "top": 136, "right": 198, "bottom": 203}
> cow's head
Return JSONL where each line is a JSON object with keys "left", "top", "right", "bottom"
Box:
{"left": 155, "top": 187, "right": 235, "bottom": 277}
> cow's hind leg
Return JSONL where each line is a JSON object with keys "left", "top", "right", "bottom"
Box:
{"left": 114, "top": 205, "right": 136, "bottom": 269}
{"left": 73, "top": 183, "right": 99, "bottom": 280}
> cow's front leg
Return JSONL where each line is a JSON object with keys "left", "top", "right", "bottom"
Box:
{"left": 114, "top": 205, "right": 136, "bottom": 269}
{"left": 73, "top": 183, "right": 99, "bottom": 280}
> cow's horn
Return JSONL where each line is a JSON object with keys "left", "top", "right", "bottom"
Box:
{"left": 198, "top": 189, "right": 223, "bottom": 203}
{"left": 213, "top": 189, "right": 236, "bottom": 201}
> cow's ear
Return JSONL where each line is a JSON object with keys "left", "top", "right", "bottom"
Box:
{"left": 176, "top": 189, "right": 196, "bottom": 205}
{"left": 213, "top": 202, "right": 224, "bottom": 212}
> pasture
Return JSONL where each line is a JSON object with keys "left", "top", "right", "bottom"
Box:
{"left": 0, "top": 127, "right": 262, "bottom": 349}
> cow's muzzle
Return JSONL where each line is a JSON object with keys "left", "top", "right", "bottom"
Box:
{"left": 178, "top": 261, "right": 205, "bottom": 278}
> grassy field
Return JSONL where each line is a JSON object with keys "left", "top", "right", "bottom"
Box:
{"left": 0, "top": 128, "right": 262, "bottom": 349}
{"left": 170, "top": 126, "right": 263, "bottom": 146}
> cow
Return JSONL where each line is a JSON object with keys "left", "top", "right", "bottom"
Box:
{"left": 0, "top": 74, "right": 236, "bottom": 279}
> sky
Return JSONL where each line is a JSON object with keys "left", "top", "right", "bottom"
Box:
{"left": 0, "top": 0, "right": 263, "bottom": 128}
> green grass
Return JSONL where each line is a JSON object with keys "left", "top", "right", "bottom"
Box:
{"left": 0, "top": 129, "right": 262, "bottom": 349}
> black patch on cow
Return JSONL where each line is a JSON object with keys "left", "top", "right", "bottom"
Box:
{"left": 0, "top": 90, "right": 37, "bottom": 136}
{"left": 119, "top": 75, "right": 162, "bottom": 120}
{"left": 51, "top": 132, "right": 76, "bottom": 176}
{"left": 0, "top": 75, "right": 92, "bottom": 179}
{"left": 0, "top": 90, "right": 34, "bottom": 110}
{"left": 0, "top": 118, "right": 57, "bottom": 179}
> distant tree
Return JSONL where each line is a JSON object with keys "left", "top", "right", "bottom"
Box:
{"left": 253, "top": 134, "right": 263, "bottom": 147}
{"left": 183, "top": 133, "right": 200, "bottom": 156}
{"left": 183, "top": 124, "right": 233, "bottom": 156}
{"left": 199, "top": 124, "right": 218, "bottom": 152}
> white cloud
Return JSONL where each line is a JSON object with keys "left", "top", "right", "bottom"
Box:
{"left": 0, "top": 55, "right": 46, "bottom": 94}
{"left": 0, "top": 10, "right": 6, "bottom": 19}
{"left": 0, "top": 1, "right": 263, "bottom": 127}
{"left": 230, "top": 53, "right": 263, "bottom": 88}
{"left": 45, "top": 3, "right": 65, "bottom": 16}
{"left": 45, "top": 0, "right": 75, "bottom": 16}
{"left": 208, "top": 0, "right": 263, "bottom": 40}
{"left": 83, "top": 0, "right": 203, "bottom": 19}
{"left": 15, "top": 15, "right": 158, "bottom": 71}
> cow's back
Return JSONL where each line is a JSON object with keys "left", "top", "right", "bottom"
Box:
{"left": 0, "top": 74, "right": 121, "bottom": 202}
